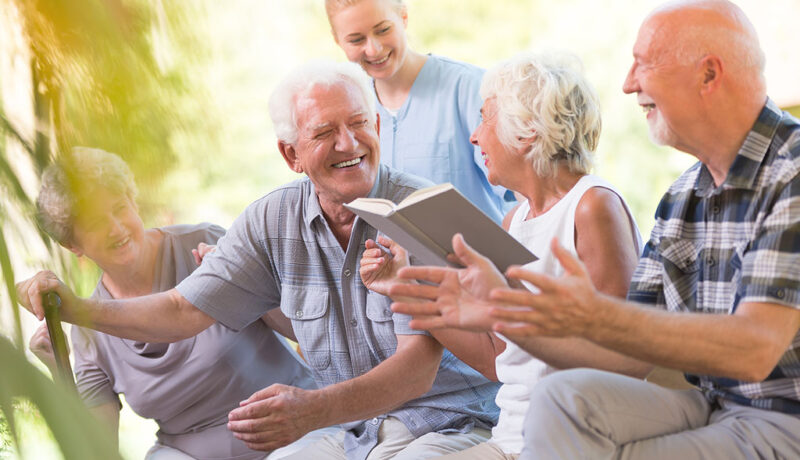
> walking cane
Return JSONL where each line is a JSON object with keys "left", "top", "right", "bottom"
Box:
{"left": 43, "top": 291, "right": 77, "bottom": 392}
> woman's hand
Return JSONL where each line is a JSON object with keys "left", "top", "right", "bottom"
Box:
{"left": 29, "top": 322, "right": 70, "bottom": 373}
{"left": 192, "top": 243, "right": 217, "bottom": 266}
{"left": 16, "top": 270, "right": 78, "bottom": 322}
{"left": 390, "top": 234, "right": 510, "bottom": 332}
{"left": 359, "top": 236, "right": 410, "bottom": 296}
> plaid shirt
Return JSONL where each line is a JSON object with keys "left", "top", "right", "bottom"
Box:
{"left": 628, "top": 99, "right": 800, "bottom": 414}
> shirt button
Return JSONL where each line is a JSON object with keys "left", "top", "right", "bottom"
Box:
{"left": 350, "top": 318, "right": 357, "bottom": 327}
{"left": 344, "top": 269, "right": 352, "bottom": 277}
{"left": 295, "top": 310, "right": 304, "bottom": 319}
{"left": 371, "top": 418, "right": 379, "bottom": 425}
{"left": 776, "top": 288, "right": 785, "bottom": 299}
{"left": 706, "top": 257, "right": 715, "bottom": 266}
{"left": 384, "top": 309, "right": 391, "bottom": 318}
{"left": 712, "top": 205, "right": 721, "bottom": 214}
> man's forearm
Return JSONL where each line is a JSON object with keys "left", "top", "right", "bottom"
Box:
{"left": 510, "top": 334, "right": 652, "bottom": 379}
{"left": 586, "top": 296, "right": 799, "bottom": 382}
{"left": 69, "top": 289, "right": 214, "bottom": 343}
{"left": 313, "top": 335, "right": 443, "bottom": 427}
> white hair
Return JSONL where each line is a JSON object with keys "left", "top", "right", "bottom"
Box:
{"left": 481, "top": 51, "right": 600, "bottom": 177}
{"left": 268, "top": 60, "right": 375, "bottom": 144}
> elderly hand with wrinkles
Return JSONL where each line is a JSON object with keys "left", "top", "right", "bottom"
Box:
{"left": 389, "top": 233, "right": 510, "bottom": 332}
{"left": 227, "top": 384, "right": 328, "bottom": 452}
{"left": 16, "top": 270, "right": 81, "bottom": 322}
{"left": 488, "top": 238, "right": 604, "bottom": 340}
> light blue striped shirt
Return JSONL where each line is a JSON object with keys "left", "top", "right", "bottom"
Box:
{"left": 177, "top": 165, "right": 499, "bottom": 459}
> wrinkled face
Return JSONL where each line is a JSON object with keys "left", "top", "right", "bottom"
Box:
{"left": 470, "top": 97, "right": 517, "bottom": 186}
{"left": 622, "top": 15, "right": 701, "bottom": 150}
{"left": 284, "top": 82, "right": 380, "bottom": 206}
{"left": 68, "top": 191, "right": 145, "bottom": 269}
{"left": 329, "top": 0, "right": 409, "bottom": 81}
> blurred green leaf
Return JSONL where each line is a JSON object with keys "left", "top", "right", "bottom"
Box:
{"left": 0, "top": 335, "right": 122, "bottom": 459}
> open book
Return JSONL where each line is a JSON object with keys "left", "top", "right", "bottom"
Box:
{"left": 345, "top": 183, "right": 537, "bottom": 271}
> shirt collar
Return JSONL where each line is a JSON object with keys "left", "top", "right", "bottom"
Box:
{"left": 696, "top": 98, "right": 783, "bottom": 194}
{"left": 302, "top": 166, "right": 387, "bottom": 226}
{"left": 303, "top": 179, "right": 324, "bottom": 226}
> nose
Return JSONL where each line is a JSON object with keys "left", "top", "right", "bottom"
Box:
{"left": 107, "top": 215, "right": 125, "bottom": 236}
{"left": 335, "top": 126, "right": 358, "bottom": 152}
{"left": 365, "top": 36, "right": 382, "bottom": 57}
{"left": 622, "top": 62, "right": 638, "bottom": 94}
{"left": 470, "top": 124, "right": 480, "bottom": 146}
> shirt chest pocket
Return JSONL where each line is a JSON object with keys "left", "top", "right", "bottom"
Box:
{"left": 658, "top": 237, "right": 701, "bottom": 311}
{"left": 280, "top": 285, "right": 331, "bottom": 369}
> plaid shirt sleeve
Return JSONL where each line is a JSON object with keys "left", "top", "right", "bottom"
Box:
{"left": 739, "top": 133, "right": 800, "bottom": 309}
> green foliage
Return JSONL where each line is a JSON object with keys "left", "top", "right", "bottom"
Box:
{"left": 1, "top": 0, "right": 216, "bottom": 456}
{"left": 11, "top": 0, "right": 218, "bottom": 221}
{"left": 0, "top": 336, "right": 122, "bottom": 459}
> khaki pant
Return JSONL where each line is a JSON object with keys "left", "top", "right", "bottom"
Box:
{"left": 281, "top": 417, "right": 491, "bottom": 460}
{"left": 435, "top": 441, "right": 518, "bottom": 459}
{"left": 521, "top": 368, "right": 800, "bottom": 459}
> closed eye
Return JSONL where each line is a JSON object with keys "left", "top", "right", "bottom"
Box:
{"left": 314, "top": 129, "right": 334, "bottom": 140}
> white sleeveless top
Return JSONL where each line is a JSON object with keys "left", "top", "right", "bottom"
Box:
{"left": 491, "top": 174, "right": 643, "bottom": 453}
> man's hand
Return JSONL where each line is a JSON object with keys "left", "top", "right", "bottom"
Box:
{"left": 227, "top": 384, "right": 327, "bottom": 451}
{"left": 359, "top": 236, "right": 410, "bottom": 296}
{"left": 192, "top": 243, "right": 217, "bottom": 266}
{"left": 16, "top": 270, "right": 80, "bottom": 322}
{"left": 390, "top": 234, "right": 510, "bottom": 332}
{"left": 29, "top": 322, "right": 70, "bottom": 372}
{"left": 489, "top": 238, "right": 601, "bottom": 338}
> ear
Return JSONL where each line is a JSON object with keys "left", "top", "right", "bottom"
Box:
{"left": 699, "top": 54, "right": 723, "bottom": 95}
{"left": 517, "top": 132, "right": 537, "bottom": 146}
{"left": 400, "top": 5, "right": 408, "bottom": 28}
{"left": 375, "top": 112, "right": 381, "bottom": 138}
{"left": 64, "top": 243, "right": 84, "bottom": 258}
{"left": 278, "top": 141, "right": 303, "bottom": 174}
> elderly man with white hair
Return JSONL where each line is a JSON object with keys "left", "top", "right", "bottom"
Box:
{"left": 16, "top": 61, "right": 499, "bottom": 460}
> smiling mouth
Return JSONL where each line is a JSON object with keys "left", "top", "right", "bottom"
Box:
{"left": 110, "top": 236, "right": 130, "bottom": 249}
{"left": 333, "top": 156, "right": 363, "bottom": 169}
{"left": 367, "top": 53, "right": 390, "bottom": 66}
{"left": 641, "top": 103, "right": 655, "bottom": 114}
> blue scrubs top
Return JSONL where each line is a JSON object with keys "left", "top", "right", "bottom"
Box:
{"left": 375, "top": 54, "right": 515, "bottom": 224}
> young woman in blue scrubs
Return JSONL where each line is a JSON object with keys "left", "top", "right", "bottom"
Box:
{"left": 325, "top": 0, "right": 514, "bottom": 224}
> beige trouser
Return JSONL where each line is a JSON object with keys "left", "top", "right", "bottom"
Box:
{"left": 435, "top": 441, "right": 519, "bottom": 459}
{"left": 280, "top": 416, "right": 491, "bottom": 460}
{"left": 144, "top": 426, "right": 340, "bottom": 460}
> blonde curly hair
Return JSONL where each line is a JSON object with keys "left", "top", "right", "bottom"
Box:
{"left": 481, "top": 51, "right": 601, "bottom": 177}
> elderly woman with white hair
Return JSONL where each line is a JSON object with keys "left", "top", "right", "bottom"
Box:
{"left": 361, "top": 51, "right": 651, "bottom": 459}
{"left": 28, "top": 147, "right": 330, "bottom": 460}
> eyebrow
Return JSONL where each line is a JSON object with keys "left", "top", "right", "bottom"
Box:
{"left": 344, "top": 21, "right": 391, "bottom": 40}
{"left": 308, "top": 112, "right": 368, "bottom": 131}
{"left": 309, "top": 122, "right": 332, "bottom": 133}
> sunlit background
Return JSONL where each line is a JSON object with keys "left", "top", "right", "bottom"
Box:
{"left": 1, "top": 0, "right": 799, "bottom": 458}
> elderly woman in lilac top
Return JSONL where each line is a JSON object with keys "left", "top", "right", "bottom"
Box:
{"left": 29, "top": 147, "right": 329, "bottom": 460}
